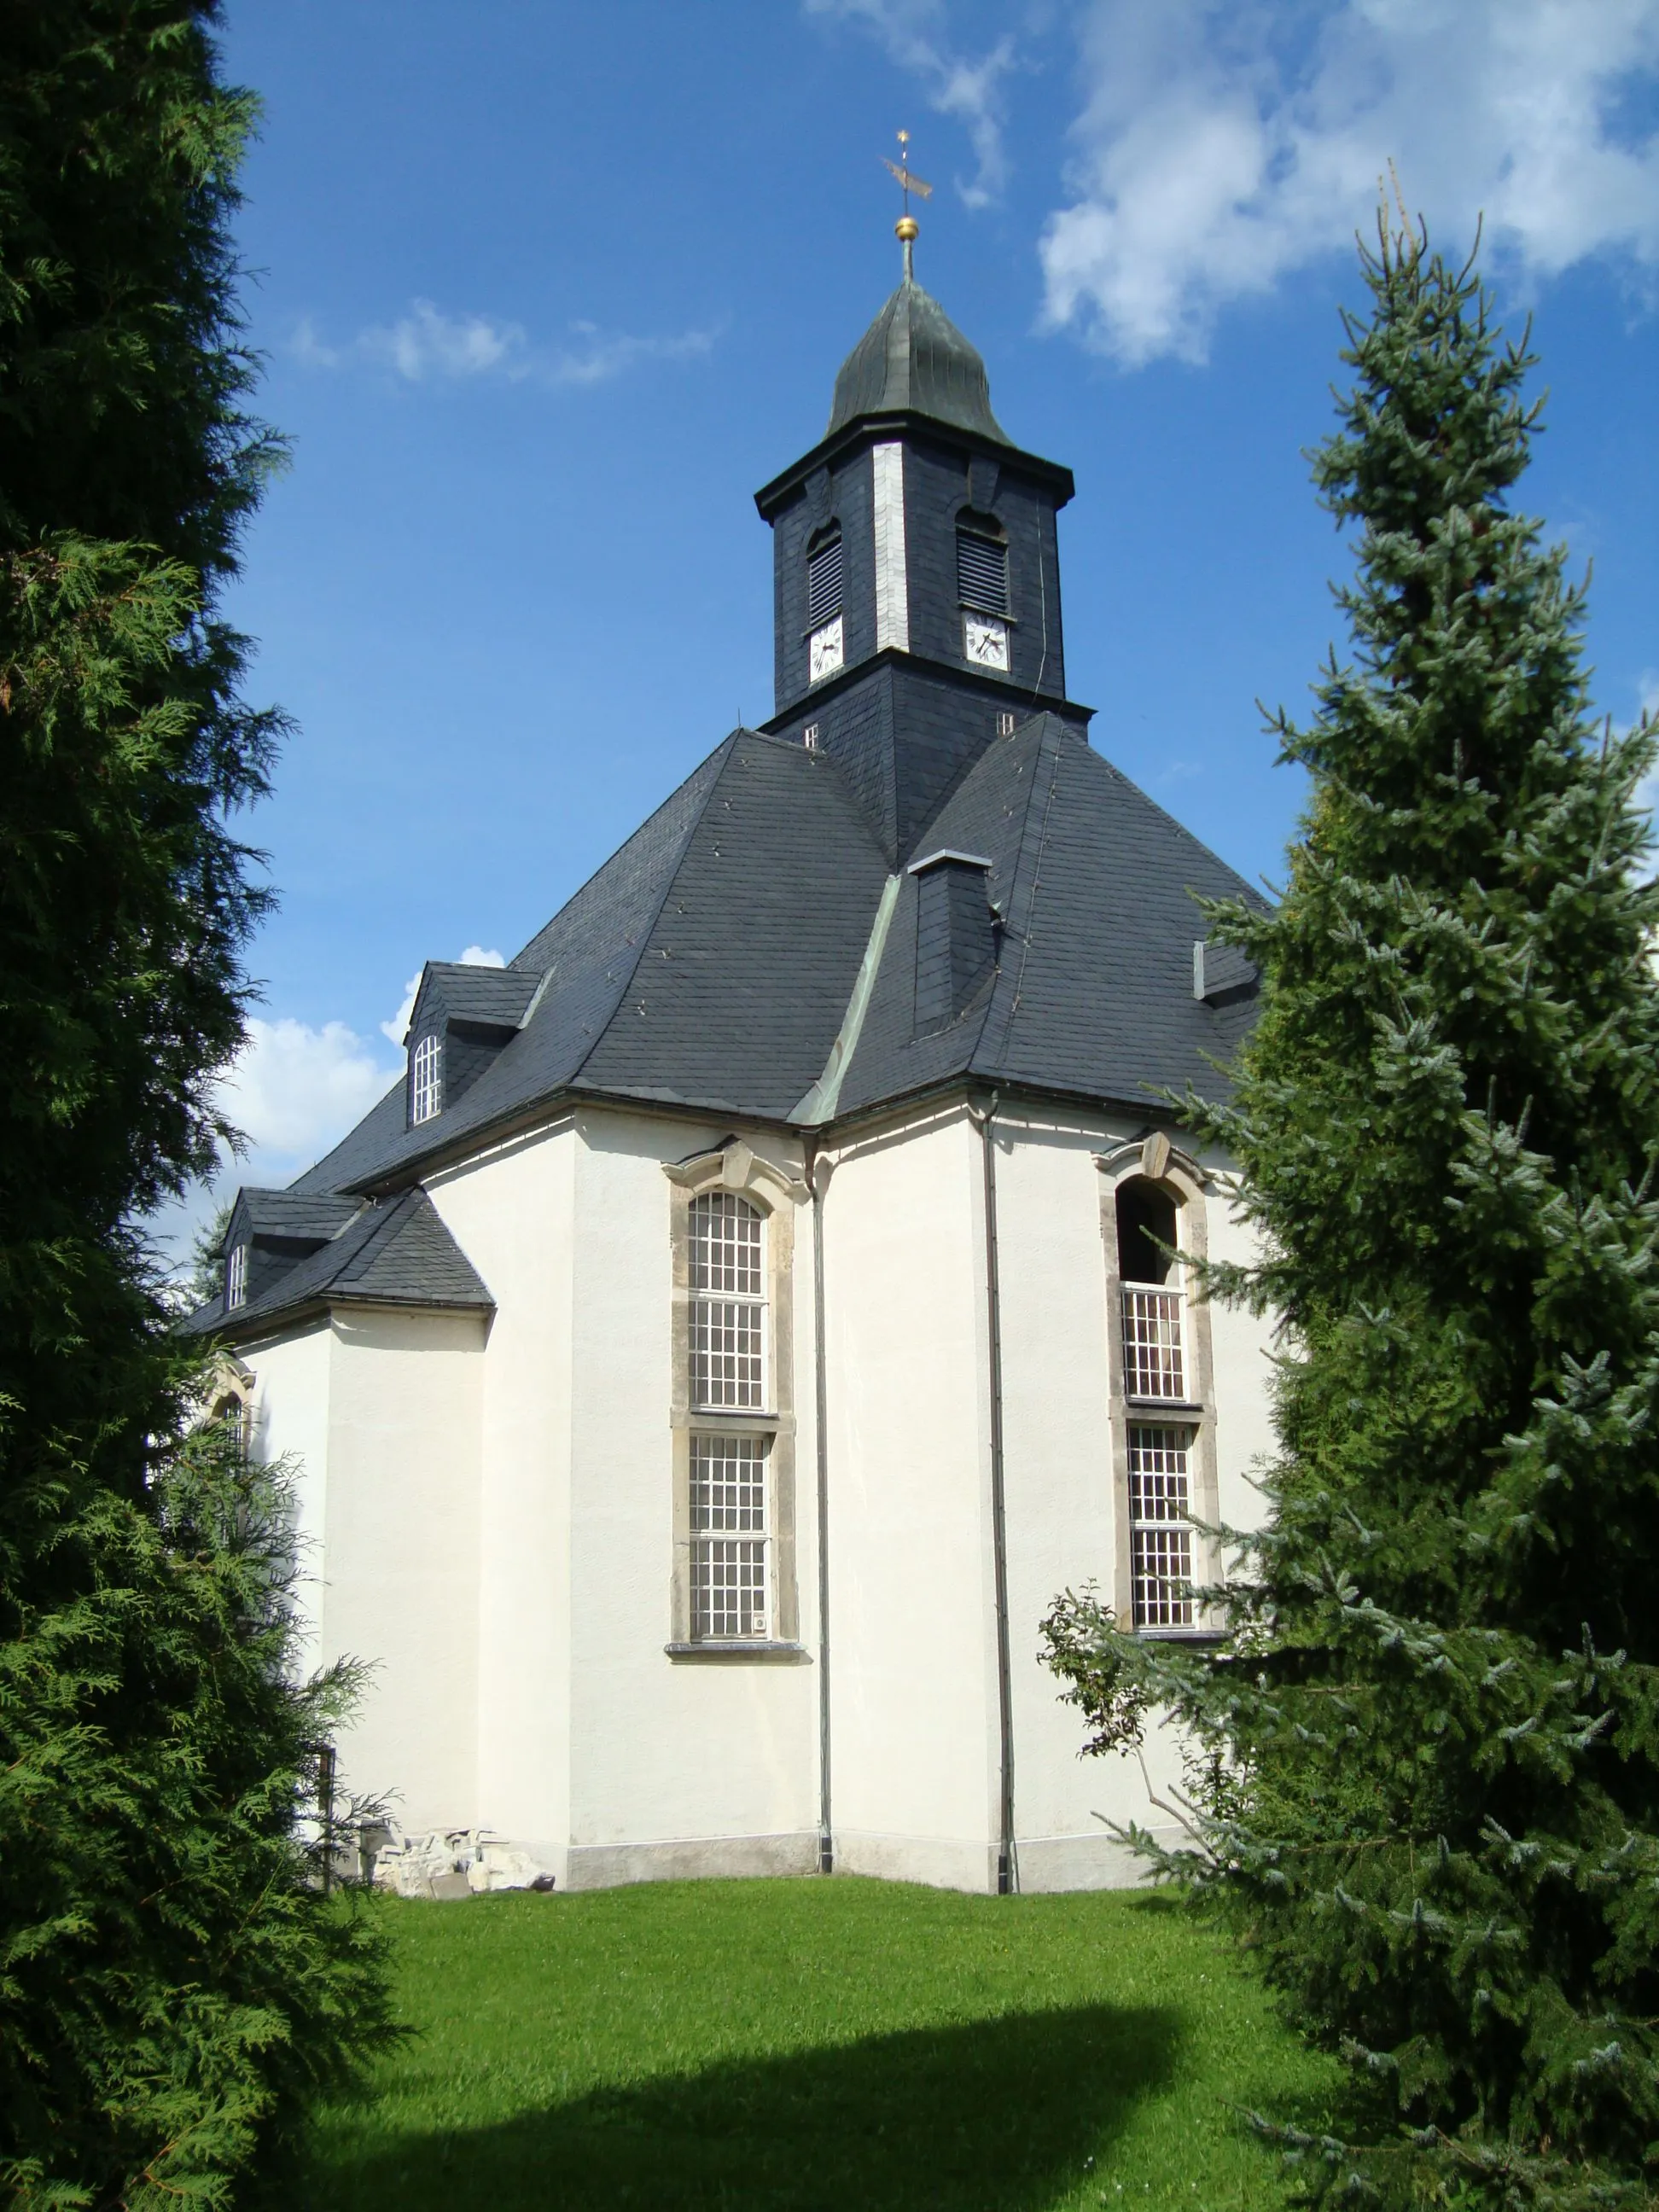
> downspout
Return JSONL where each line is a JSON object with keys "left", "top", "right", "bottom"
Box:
{"left": 970, "top": 1091, "right": 1016, "bottom": 1895}
{"left": 806, "top": 1133, "right": 833, "bottom": 1875}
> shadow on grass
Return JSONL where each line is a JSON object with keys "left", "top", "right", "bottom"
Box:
{"left": 313, "top": 2000, "right": 1181, "bottom": 2211}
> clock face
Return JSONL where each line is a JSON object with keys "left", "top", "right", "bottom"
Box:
{"left": 808, "top": 616, "right": 844, "bottom": 684}
{"left": 964, "top": 613, "right": 1010, "bottom": 672}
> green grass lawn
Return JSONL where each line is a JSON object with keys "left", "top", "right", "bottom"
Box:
{"left": 300, "top": 1877, "right": 1342, "bottom": 2211}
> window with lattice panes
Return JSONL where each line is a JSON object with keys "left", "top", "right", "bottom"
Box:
{"left": 689, "top": 1432, "right": 769, "bottom": 1639}
{"left": 225, "top": 1242, "right": 247, "bottom": 1310}
{"left": 410, "top": 1031, "right": 442, "bottom": 1125}
{"left": 1128, "top": 1423, "right": 1195, "bottom": 1629}
{"left": 689, "top": 1190, "right": 766, "bottom": 1410}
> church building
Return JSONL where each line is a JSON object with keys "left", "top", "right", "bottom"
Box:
{"left": 191, "top": 222, "right": 1272, "bottom": 1896}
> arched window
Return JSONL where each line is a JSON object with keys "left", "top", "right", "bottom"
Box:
{"left": 208, "top": 1388, "right": 249, "bottom": 1460}
{"left": 689, "top": 1191, "right": 766, "bottom": 1409}
{"left": 1115, "top": 1177, "right": 1179, "bottom": 1289}
{"left": 410, "top": 1031, "right": 443, "bottom": 1125}
{"left": 687, "top": 1190, "right": 771, "bottom": 1640}
{"left": 1115, "top": 1176, "right": 1183, "bottom": 1400}
{"left": 225, "top": 1241, "right": 247, "bottom": 1310}
{"left": 1113, "top": 1173, "right": 1194, "bottom": 1630}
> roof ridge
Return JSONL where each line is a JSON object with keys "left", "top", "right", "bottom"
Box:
{"left": 975, "top": 717, "right": 1068, "bottom": 1075}
{"left": 508, "top": 736, "right": 736, "bottom": 973}
{"left": 1091, "top": 748, "right": 1262, "bottom": 906}
{"left": 561, "top": 731, "right": 740, "bottom": 1091}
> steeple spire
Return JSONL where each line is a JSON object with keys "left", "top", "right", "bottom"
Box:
{"left": 882, "top": 130, "right": 928, "bottom": 286}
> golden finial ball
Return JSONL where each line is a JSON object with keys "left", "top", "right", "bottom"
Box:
{"left": 895, "top": 214, "right": 919, "bottom": 242}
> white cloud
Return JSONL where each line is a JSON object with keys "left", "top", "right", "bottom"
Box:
{"left": 381, "top": 973, "right": 423, "bottom": 1050}
{"left": 217, "top": 1016, "right": 393, "bottom": 1167}
{"left": 293, "top": 300, "right": 718, "bottom": 388}
{"left": 381, "top": 943, "right": 506, "bottom": 1046}
{"left": 549, "top": 322, "right": 719, "bottom": 386}
{"left": 806, "top": 0, "right": 1016, "bottom": 207}
{"left": 363, "top": 300, "right": 525, "bottom": 380}
{"left": 1042, "top": 0, "right": 1659, "bottom": 366}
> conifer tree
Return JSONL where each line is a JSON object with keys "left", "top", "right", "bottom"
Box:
{"left": 1, "top": 8, "right": 389, "bottom": 2203}
{"left": 1044, "top": 220, "right": 1659, "bottom": 2209}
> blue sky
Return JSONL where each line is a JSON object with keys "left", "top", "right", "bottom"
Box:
{"left": 184, "top": 0, "right": 1659, "bottom": 1240}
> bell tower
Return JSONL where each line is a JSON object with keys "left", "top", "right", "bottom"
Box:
{"left": 754, "top": 203, "right": 1089, "bottom": 865}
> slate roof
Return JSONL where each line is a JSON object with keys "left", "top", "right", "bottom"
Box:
{"left": 827, "top": 713, "right": 1262, "bottom": 1118}
{"left": 828, "top": 274, "right": 1010, "bottom": 445}
{"left": 269, "top": 711, "right": 1259, "bottom": 1213}
{"left": 292, "top": 729, "right": 892, "bottom": 1196}
{"left": 408, "top": 962, "right": 540, "bottom": 1040}
{"left": 231, "top": 1190, "right": 358, "bottom": 1240}
{"left": 184, "top": 1188, "right": 493, "bottom": 1340}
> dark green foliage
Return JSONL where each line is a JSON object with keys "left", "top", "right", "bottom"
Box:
{"left": 0, "top": 0, "right": 281, "bottom": 1451}
{"left": 0, "top": 7, "right": 391, "bottom": 2203}
{"left": 181, "top": 1196, "right": 235, "bottom": 1313}
{"left": 1043, "top": 222, "right": 1659, "bottom": 2209}
{"left": 2, "top": 1425, "right": 393, "bottom": 2210}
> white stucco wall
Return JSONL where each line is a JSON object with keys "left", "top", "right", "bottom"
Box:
{"left": 244, "top": 1320, "right": 332, "bottom": 1682}
{"left": 426, "top": 1124, "right": 577, "bottom": 1855}
{"left": 992, "top": 1114, "right": 1144, "bottom": 1888}
{"left": 819, "top": 1110, "right": 1003, "bottom": 1890}
{"left": 322, "top": 1305, "right": 486, "bottom": 1831}
{"left": 233, "top": 1086, "right": 1275, "bottom": 1897}
{"left": 561, "top": 1109, "right": 819, "bottom": 1886}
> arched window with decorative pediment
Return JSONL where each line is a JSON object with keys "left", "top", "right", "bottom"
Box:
{"left": 664, "top": 1146, "right": 805, "bottom": 1655}
{"left": 1097, "top": 1141, "right": 1220, "bottom": 1637}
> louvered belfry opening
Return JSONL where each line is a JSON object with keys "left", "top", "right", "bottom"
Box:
{"left": 956, "top": 516, "right": 1008, "bottom": 614}
{"left": 806, "top": 529, "right": 843, "bottom": 627}
{"left": 911, "top": 849, "right": 997, "bottom": 1034}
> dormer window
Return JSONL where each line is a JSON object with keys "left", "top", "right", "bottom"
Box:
{"left": 225, "top": 1243, "right": 247, "bottom": 1310}
{"left": 410, "top": 1031, "right": 443, "bottom": 1125}
{"left": 806, "top": 526, "right": 844, "bottom": 685}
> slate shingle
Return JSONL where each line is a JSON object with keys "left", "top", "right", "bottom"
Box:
{"left": 184, "top": 1190, "right": 492, "bottom": 1340}
{"left": 275, "top": 714, "right": 1261, "bottom": 1203}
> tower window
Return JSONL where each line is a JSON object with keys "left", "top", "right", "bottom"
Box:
{"left": 225, "top": 1242, "right": 247, "bottom": 1310}
{"left": 806, "top": 530, "right": 843, "bottom": 626}
{"left": 410, "top": 1031, "right": 443, "bottom": 1125}
{"left": 957, "top": 524, "right": 1008, "bottom": 614}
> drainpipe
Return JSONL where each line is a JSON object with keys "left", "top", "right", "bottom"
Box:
{"left": 806, "top": 1134, "right": 833, "bottom": 1875}
{"left": 969, "top": 1091, "right": 1016, "bottom": 1896}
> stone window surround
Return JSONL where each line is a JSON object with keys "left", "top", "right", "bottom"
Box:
{"left": 201, "top": 1353, "right": 256, "bottom": 1458}
{"left": 1094, "top": 1133, "right": 1221, "bottom": 1637}
{"left": 662, "top": 1141, "right": 808, "bottom": 1662}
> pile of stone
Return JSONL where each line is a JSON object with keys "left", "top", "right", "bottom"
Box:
{"left": 360, "top": 1824, "right": 556, "bottom": 1900}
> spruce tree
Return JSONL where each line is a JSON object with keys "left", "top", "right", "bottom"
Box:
{"left": 1044, "top": 220, "right": 1659, "bottom": 2209}
{"left": 0, "top": 8, "right": 389, "bottom": 2203}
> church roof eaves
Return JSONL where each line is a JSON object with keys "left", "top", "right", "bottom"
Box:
{"left": 754, "top": 412, "right": 1074, "bottom": 521}
{"left": 183, "top": 1188, "right": 493, "bottom": 1342}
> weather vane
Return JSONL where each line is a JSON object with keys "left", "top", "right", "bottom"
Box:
{"left": 882, "top": 128, "right": 932, "bottom": 276}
